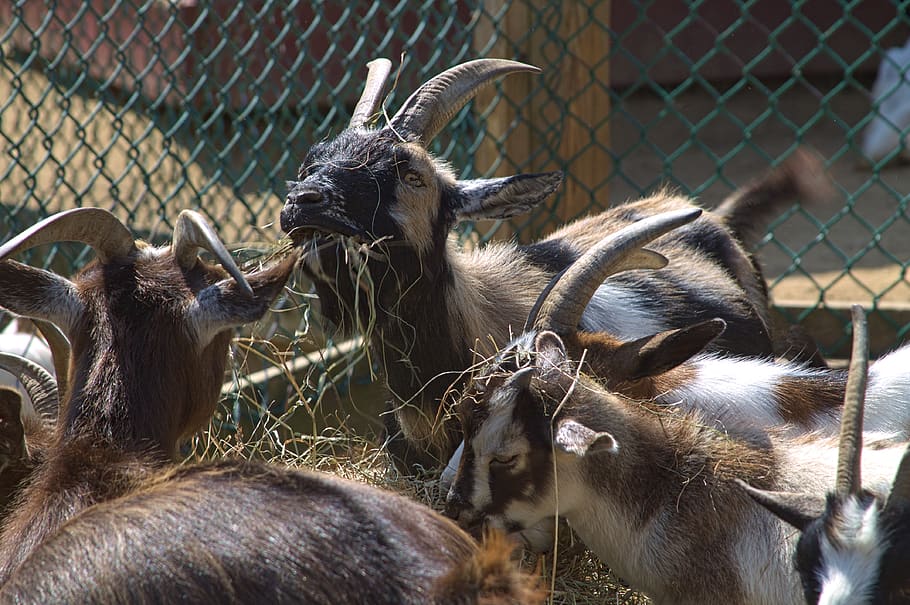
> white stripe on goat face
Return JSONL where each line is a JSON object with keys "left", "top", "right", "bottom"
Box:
{"left": 816, "top": 497, "right": 885, "bottom": 605}
{"left": 468, "top": 383, "right": 532, "bottom": 512}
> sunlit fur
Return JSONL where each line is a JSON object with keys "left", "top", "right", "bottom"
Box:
{"left": 0, "top": 460, "right": 545, "bottom": 605}
{"left": 281, "top": 111, "right": 828, "bottom": 470}
{"left": 777, "top": 468, "right": 910, "bottom": 604}
{"left": 447, "top": 332, "right": 907, "bottom": 605}
{"left": 587, "top": 339, "right": 910, "bottom": 437}
{"left": 0, "top": 238, "right": 298, "bottom": 582}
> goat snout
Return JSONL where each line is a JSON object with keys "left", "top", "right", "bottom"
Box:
{"left": 286, "top": 187, "right": 323, "bottom": 206}
{"left": 444, "top": 488, "right": 468, "bottom": 520}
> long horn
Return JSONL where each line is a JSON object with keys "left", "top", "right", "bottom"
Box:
{"left": 349, "top": 58, "right": 393, "bottom": 129}
{"left": 0, "top": 352, "right": 58, "bottom": 423}
{"left": 387, "top": 59, "right": 540, "bottom": 146}
{"left": 31, "top": 319, "right": 70, "bottom": 402}
{"left": 171, "top": 210, "right": 253, "bottom": 297}
{"left": 0, "top": 208, "right": 134, "bottom": 264}
{"left": 835, "top": 304, "right": 868, "bottom": 496}
{"left": 886, "top": 448, "right": 910, "bottom": 512}
{"left": 532, "top": 208, "right": 702, "bottom": 334}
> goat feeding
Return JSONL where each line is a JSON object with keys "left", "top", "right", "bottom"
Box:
{"left": 280, "top": 57, "right": 834, "bottom": 469}
{"left": 0, "top": 209, "right": 544, "bottom": 604}
{"left": 0, "top": 208, "right": 298, "bottom": 580}
{"left": 444, "top": 214, "right": 908, "bottom": 605}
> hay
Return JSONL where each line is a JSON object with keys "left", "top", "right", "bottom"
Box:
{"left": 192, "top": 239, "right": 652, "bottom": 603}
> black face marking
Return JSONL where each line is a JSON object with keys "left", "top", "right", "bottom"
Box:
{"left": 280, "top": 131, "right": 404, "bottom": 244}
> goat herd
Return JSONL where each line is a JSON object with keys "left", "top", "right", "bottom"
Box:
{"left": 0, "top": 58, "right": 905, "bottom": 604}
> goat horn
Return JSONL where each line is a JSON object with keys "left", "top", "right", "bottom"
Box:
{"left": 0, "top": 208, "right": 134, "bottom": 264}
{"left": 349, "top": 58, "right": 393, "bottom": 129}
{"left": 0, "top": 352, "right": 58, "bottom": 423}
{"left": 835, "top": 304, "right": 868, "bottom": 497}
{"left": 387, "top": 59, "right": 540, "bottom": 146}
{"left": 171, "top": 210, "right": 253, "bottom": 297}
{"left": 886, "top": 448, "right": 910, "bottom": 512}
{"left": 31, "top": 319, "right": 70, "bottom": 403}
{"left": 531, "top": 208, "right": 702, "bottom": 335}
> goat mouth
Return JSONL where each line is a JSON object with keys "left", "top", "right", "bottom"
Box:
{"left": 282, "top": 222, "right": 371, "bottom": 246}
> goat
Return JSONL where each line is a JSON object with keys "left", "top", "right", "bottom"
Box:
{"left": 440, "top": 212, "right": 910, "bottom": 491}
{"left": 0, "top": 459, "right": 545, "bottom": 605}
{"left": 741, "top": 307, "right": 910, "bottom": 604}
{"left": 444, "top": 212, "right": 908, "bottom": 604}
{"left": 493, "top": 212, "right": 910, "bottom": 440}
{"left": 280, "top": 57, "right": 834, "bottom": 468}
{"left": 0, "top": 209, "right": 544, "bottom": 604}
{"left": 0, "top": 354, "right": 56, "bottom": 515}
{"left": 0, "top": 207, "right": 298, "bottom": 579}
{"left": 0, "top": 318, "right": 68, "bottom": 420}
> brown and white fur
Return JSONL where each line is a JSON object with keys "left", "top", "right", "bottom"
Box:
{"left": 0, "top": 209, "right": 543, "bottom": 604}
{"left": 280, "top": 57, "right": 834, "bottom": 469}
{"left": 0, "top": 459, "right": 544, "bottom": 605}
{"left": 444, "top": 219, "right": 908, "bottom": 604}
{"left": 0, "top": 208, "right": 298, "bottom": 581}
{"left": 741, "top": 307, "right": 910, "bottom": 604}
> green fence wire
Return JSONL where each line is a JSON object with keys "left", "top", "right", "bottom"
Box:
{"left": 2, "top": 0, "right": 910, "bottom": 366}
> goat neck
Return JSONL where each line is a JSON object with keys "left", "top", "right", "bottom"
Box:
{"left": 0, "top": 208, "right": 298, "bottom": 581}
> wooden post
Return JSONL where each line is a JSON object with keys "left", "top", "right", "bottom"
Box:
{"left": 473, "top": 0, "right": 612, "bottom": 242}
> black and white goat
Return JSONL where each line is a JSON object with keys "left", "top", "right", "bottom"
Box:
{"left": 741, "top": 307, "right": 910, "bottom": 604}
{"left": 280, "top": 57, "right": 833, "bottom": 468}
{"left": 444, "top": 212, "right": 908, "bottom": 604}
{"left": 0, "top": 209, "right": 543, "bottom": 604}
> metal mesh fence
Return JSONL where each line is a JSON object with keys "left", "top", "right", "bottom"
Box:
{"left": 1, "top": 0, "right": 910, "bottom": 363}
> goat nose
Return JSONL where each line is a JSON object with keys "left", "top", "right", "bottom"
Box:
{"left": 444, "top": 489, "right": 466, "bottom": 519}
{"left": 287, "top": 188, "right": 322, "bottom": 205}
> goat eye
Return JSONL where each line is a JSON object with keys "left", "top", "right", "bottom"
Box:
{"left": 490, "top": 454, "right": 518, "bottom": 469}
{"left": 403, "top": 171, "right": 425, "bottom": 188}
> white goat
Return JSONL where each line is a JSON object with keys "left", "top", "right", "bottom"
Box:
{"left": 444, "top": 213, "right": 908, "bottom": 604}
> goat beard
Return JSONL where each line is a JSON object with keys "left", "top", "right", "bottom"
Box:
{"left": 299, "top": 234, "right": 401, "bottom": 343}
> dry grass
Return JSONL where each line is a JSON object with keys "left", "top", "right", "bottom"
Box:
{"left": 183, "top": 240, "right": 652, "bottom": 604}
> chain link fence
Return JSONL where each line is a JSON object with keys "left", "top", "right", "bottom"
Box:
{"left": 1, "top": 1, "right": 909, "bottom": 359}
{"left": 1, "top": 3, "right": 909, "bottom": 602}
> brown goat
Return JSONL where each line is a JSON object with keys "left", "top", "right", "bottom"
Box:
{"left": 0, "top": 355, "right": 57, "bottom": 517}
{"left": 0, "top": 459, "right": 544, "bottom": 605}
{"left": 0, "top": 207, "right": 298, "bottom": 580}
{"left": 0, "top": 209, "right": 543, "bottom": 603}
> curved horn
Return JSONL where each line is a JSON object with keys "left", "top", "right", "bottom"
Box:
{"left": 532, "top": 208, "right": 702, "bottom": 334}
{"left": 171, "top": 210, "right": 253, "bottom": 297}
{"left": 835, "top": 304, "right": 868, "bottom": 497}
{"left": 349, "top": 58, "right": 393, "bottom": 129}
{"left": 0, "top": 208, "right": 134, "bottom": 264}
{"left": 31, "top": 319, "right": 70, "bottom": 402}
{"left": 388, "top": 59, "right": 540, "bottom": 146}
{"left": 0, "top": 352, "right": 58, "bottom": 423}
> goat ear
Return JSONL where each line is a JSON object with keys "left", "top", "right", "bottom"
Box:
{"left": 611, "top": 318, "right": 726, "bottom": 381}
{"left": 735, "top": 479, "right": 822, "bottom": 532}
{"left": 0, "top": 261, "right": 82, "bottom": 333}
{"left": 188, "top": 252, "right": 299, "bottom": 347}
{"left": 554, "top": 418, "right": 618, "bottom": 457}
{"left": 533, "top": 330, "right": 568, "bottom": 372}
{"left": 453, "top": 172, "right": 563, "bottom": 222}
